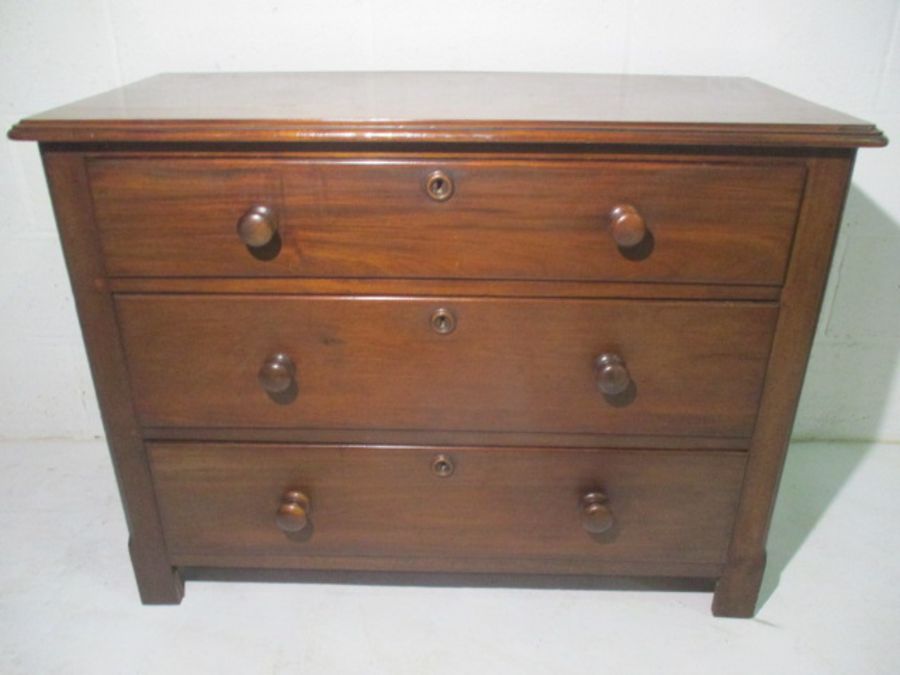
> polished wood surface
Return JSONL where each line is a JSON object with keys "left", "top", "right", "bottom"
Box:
{"left": 89, "top": 157, "right": 805, "bottom": 284}
{"left": 108, "top": 277, "right": 783, "bottom": 301}
{"left": 116, "top": 295, "right": 777, "bottom": 438}
{"left": 181, "top": 567, "right": 720, "bottom": 589}
{"left": 275, "top": 489, "right": 312, "bottom": 534}
{"left": 178, "top": 556, "right": 723, "bottom": 578}
{"left": 7, "top": 73, "right": 886, "bottom": 146}
{"left": 140, "top": 426, "right": 753, "bottom": 451}
{"left": 257, "top": 353, "right": 296, "bottom": 395}
{"left": 580, "top": 491, "right": 615, "bottom": 535}
{"left": 11, "top": 73, "right": 885, "bottom": 616}
{"left": 608, "top": 204, "right": 647, "bottom": 249}
{"left": 594, "top": 353, "right": 631, "bottom": 396}
{"left": 149, "top": 443, "right": 746, "bottom": 569}
{"left": 39, "top": 151, "right": 183, "bottom": 604}
{"left": 236, "top": 204, "right": 278, "bottom": 248}
{"left": 713, "top": 154, "right": 857, "bottom": 617}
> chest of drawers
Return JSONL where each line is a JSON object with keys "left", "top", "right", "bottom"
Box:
{"left": 10, "top": 73, "right": 885, "bottom": 616}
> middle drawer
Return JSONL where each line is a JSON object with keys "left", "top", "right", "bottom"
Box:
{"left": 117, "top": 295, "right": 776, "bottom": 439}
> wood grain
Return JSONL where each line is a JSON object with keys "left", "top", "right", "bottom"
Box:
{"left": 713, "top": 152, "right": 856, "bottom": 617}
{"left": 40, "top": 150, "right": 183, "bottom": 604}
{"left": 107, "top": 277, "right": 783, "bottom": 302}
{"left": 89, "top": 157, "right": 805, "bottom": 284}
{"left": 140, "top": 426, "right": 753, "bottom": 451}
{"left": 116, "top": 295, "right": 778, "bottom": 438}
{"left": 148, "top": 443, "right": 747, "bottom": 570}
{"left": 8, "top": 73, "right": 886, "bottom": 147}
{"left": 10, "top": 73, "right": 885, "bottom": 615}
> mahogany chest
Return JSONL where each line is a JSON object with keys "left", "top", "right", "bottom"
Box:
{"left": 9, "top": 72, "right": 886, "bottom": 616}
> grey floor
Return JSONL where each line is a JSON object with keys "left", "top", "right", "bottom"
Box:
{"left": 1, "top": 439, "right": 897, "bottom": 674}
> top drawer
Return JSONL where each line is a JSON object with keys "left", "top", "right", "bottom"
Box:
{"left": 88, "top": 157, "right": 805, "bottom": 284}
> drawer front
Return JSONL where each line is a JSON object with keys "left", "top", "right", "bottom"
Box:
{"left": 117, "top": 295, "right": 777, "bottom": 438}
{"left": 90, "top": 158, "right": 805, "bottom": 284}
{"left": 149, "top": 443, "right": 746, "bottom": 569}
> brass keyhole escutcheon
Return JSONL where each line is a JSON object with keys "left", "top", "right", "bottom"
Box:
{"left": 425, "top": 170, "right": 454, "bottom": 201}
{"left": 430, "top": 308, "right": 457, "bottom": 335}
{"left": 432, "top": 454, "right": 455, "bottom": 477}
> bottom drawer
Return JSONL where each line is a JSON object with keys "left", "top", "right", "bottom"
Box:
{"left": 149, "top": 444, "right": 746, "bottom": 576}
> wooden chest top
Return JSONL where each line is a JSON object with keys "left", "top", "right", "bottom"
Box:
{"left": 8, "top": 71, "right": 886, "bottom": 147}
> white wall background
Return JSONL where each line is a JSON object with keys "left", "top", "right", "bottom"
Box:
{"left": 1, "top": 0, "right": 898, "bottom": 442}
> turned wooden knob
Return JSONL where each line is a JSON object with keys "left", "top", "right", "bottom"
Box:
{"left": 608, "top": 204, "right": 647, "bottom": 248}
{"left": 237, "top": 204, "right": 278, "bottom": 247}
{"left": 276, "top": 489, "right": 311, "bottom": 533}
{"left": 258, "top": 353, "right": 296, "bottom": 394}
{"left": 581, "top": 491, "right": 614, "bottom": 534}
{"left": 595, "top": 353, "right": 631, "bottom": 396}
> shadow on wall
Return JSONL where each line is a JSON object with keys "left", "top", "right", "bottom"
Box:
{"left": 758, "top": 184, "right": 900, "bottom": 609}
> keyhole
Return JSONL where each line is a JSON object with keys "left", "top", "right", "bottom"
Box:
{"left": 430, "top": 308, "right": 456, "bottom": 334}
{"left": 432, "top": 454, "right": 455, "bottom": 477}
{"left": 426, "top": 170, "right": 454, "bottom": 201}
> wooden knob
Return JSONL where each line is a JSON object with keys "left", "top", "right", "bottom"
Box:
{"left": 258, "top": 353, "right": 296, "bottom": 394}
{"left": 237, "top": 205, "right": 278, "bottom": 248}
{"left": 581, "top": 491, "right": 614, "bottom": 534}
{"left": 276, "top": 489, "right": 311, "bottom": 533}
{"left": 595, "top": 353, "right": 631, "bottom": 396}
{"left": 608, "top": 204, "right": 647, "bottom": 248}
